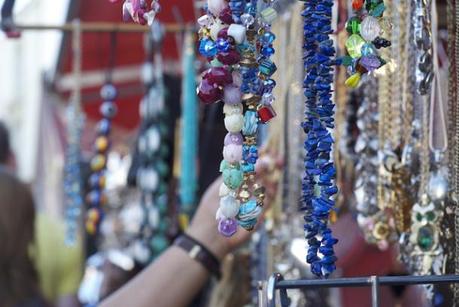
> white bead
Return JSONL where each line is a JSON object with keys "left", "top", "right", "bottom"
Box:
{"left": 224, "top": 114, "right": 244, "bottom": 132}
{"left": 210, "top": 20, "right": 225, "bottom": 41}
{"left": 223, "top": 103, "right": 243, "bottom": 115}
{"left": 219, "top": 195, "right": 240, "bottom": 218}
{"left": 215, "top": 208, "right": 225, "bottom": 220}
{"left": 219, "top": 183, "right": 231, "bottom": 197}
{"left": 228, "top": 24, "right": 246, "bottom": 44}
{"left": 197, "top": 14, "right": 213, "bottom": 27}
{"left": 360, "top": 16, "right": 381, "bottom": 42}
{"left": 207, "top": 0, "right": 227, "bottom": 17}
{"left": 222, "top": 144, "right": 242, "bottom": 163}
{"left": 232, "top": 72, "right": 242, "bottom": 86}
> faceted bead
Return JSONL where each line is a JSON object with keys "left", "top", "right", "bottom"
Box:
{"left": 207, "top": 0, "right": 227, "bottom": 17}
{"left": 217, "top": 27, "right": 229, "bottom": 39}
{"left": 260, "top": 7, "right": 277, "bottom": 24}
{"left": 210, "top": 58, "right": 223, "bottom": 67}
{"left": 89, "top": 173, "right": 106, "bottom": 189}
{"left": 242, "top": 110, "right": 258, "bottom": 135}
{"left": 359, "top": 55, "right": 381, "bottom": 71}
{"left": 218, "top": 7, "right": 234, "bottom": 24}
{"left": 219, "top": 195, "right": 240, "bottom": 218}
{"left": 224, "top": 113, "right": 244, "bottom": 132}
{"left": 218, "top": 218, "right": 238, "bottom": 237}
{"left": 228, "top": 24, "right": 246, "bottom": 44}
{"left": 217, "top": 49, "right": 241, "bottom": 65}
{"left": 216, "top": 38, "right": 230, "bottom": 53}
{"left": 258, "top": 105, "right": 277, "bottom": 123}
{"left": 197, "top": 79, "right": 223, "bottom": 104}
{"left": 260, "top": 31, "right": 276, "bottom": 45}
{"left": 87, "top": 208, "right": 101, "bottom": 222}
{"left": 345, "top": 17, "right": 361, "bottom": 35}
{"left": 199, "top": 38, "right": 217, "bottom": 57}
{"left": 224, "top": 132, "right": 244, "bottom": 145}
{"left": 204, "top": 67, "right": 233, "bottom": 86}
{"left": 261, "top": 46, "right": 275, "bottom": 57}
{"left": 361, "top": 43, "right": 377, "bottom": 56}
{"left": 344, "top": 73, "right": 361, "bottom": 88}
{"left": 98, "top": 119, "right": 111, "bottom": 135}
{"left": 370, "top": 3, "right": 386, "bottom": 17}
{"left": 259, "top": 59, "right": 277, "bottom": 77}
{"left": 345, "top": 34, "right": 365, "bottom": 58}
{"left": 240, "top": 13, "right": 255, "bottom": 27}
{"left": 360, "top": 16, "right": 381, "bottom": 42}
{"left": 352, "top": 0, "right": 364, "bottom": 10}
{"left": 223, "top": 84, "right": 242, "bottom": 104}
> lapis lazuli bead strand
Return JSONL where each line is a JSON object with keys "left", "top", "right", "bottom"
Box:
{"left": 300, "top": 0, "right": 338, "bottom": 278}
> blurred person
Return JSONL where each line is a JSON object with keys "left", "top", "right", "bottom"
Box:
{"left": 0, "top": 121, "right": 83, "bottom": 307}
{"left": 0, "top": 170, "right": 49, "bottom": 307}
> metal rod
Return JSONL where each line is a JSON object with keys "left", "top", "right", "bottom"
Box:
{"left": 71, "top": 19, "right": 81, "bottom": 111}
{"left": 15, "top": 21, "right": 193, "bottom": 33}
{"left": 371, "top": 276, "right": 379, "bottom": 307}
{"left": 275, "top": 274, "right": 459, "bottom": 290}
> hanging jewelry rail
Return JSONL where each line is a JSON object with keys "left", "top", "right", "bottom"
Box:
{"left": 14, "top": 21, "right": 193, "bottom": 33}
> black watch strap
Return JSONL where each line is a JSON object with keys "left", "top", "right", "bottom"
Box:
{"left": 174, "top": 233, "right": 221, "bottom": 279}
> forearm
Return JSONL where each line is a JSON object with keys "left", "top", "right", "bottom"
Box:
{"left": 99, "top": 245, "right": 210, "bottom": 307}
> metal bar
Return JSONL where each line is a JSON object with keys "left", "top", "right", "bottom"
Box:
{"left": 371, "top": 276, "right": 379, "bottom": 307}
{"left": 275, "top": 274, "right": 459, "bottom": 290}
{"left": 15, "top": 21, "right": 192, "bottom": 33}
{"left": 71, "top": 19, "right": 81, "bottom": 111}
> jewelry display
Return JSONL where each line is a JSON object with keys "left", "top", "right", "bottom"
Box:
{"left": 132, "top": 22, "right": 170, "bottom": 263}
{"left": 64, "top": 101, "right": 85, "bottom": 245}
{"left": 121, "top": 0, "right": 161, "bottom": 26}
{"left": 85, "top": 83, "right": 118, "bottom": 235}
{"left": 300, "top": 0, "right": 338, "bottom": 278}
{"left": 341, "top": 0, "right": 391, "bottom": 88}
{"left": 197, "top": 0, "right": 277, "bottom": 237}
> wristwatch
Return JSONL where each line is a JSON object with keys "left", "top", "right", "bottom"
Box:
{"left": 174, "top": 233, "right": 222, "bottom": 279}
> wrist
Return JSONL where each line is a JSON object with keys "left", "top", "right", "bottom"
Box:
{"left": 186, "top": 224, "right": 229, "bottom": 261}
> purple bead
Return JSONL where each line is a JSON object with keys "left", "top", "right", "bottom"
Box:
{"left": 217, "top": 49, "right": 241, "bottom": 65}
{"left": 359, "top": 55, "right": 381, "bottom": 71}
{"left": 219, "top": 7, "right": 234, "bottom": 24}
{"left": 197, "top": 79, "right": 223, "bottom": 104}
{"left": 224, "top": 132, "right": 244, "bottom": 145}
{"left": 218, "top": 218, "right": 238, "bottom": 237}
{"left": 204, "top": 67, "right": 233, "bottom": 86}
{"left": 223, "top": 84, "right": 242, "bottom": 104}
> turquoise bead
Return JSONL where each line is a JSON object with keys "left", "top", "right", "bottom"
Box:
{"left": 259, "top": 59, "right": 277, "bottom": 77}
{"left": 361, "top": 43, "right": 377, "bottom": 56}
{"left": 243, "top": 110, "right": 258, "bottom": 135}
{"left": 223, "top": 168, "right": 243, "bottom": 189}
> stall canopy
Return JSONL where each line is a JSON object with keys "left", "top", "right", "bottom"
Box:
{"left": 55, "top": 0, "right": 196, "bottom": 130}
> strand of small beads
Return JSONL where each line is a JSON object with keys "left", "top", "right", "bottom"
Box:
{"left": 300, "top": 0, "right": 339, "bottom": 278}
{"left": 341, "top": 0, "right": 391, "bottom": 88}
{"left": 121, "top": 0, "right": 160, "bottom": 26}
{"left": 64, "top": 102, "right": 85, "bottom": 245}
{"left": 85, "top": 84, "right": 118, "bottom": 235}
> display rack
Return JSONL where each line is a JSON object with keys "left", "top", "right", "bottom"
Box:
{"left": 265, "top": 273, "right": 459, "bottom": 307}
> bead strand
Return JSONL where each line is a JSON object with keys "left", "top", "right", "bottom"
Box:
{"left": 300, "top": 0, "right": 338, "bottom": 278}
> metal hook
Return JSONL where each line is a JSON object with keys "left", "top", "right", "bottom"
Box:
{"left": 267, "top": 273, "right": 291, "bottom": 307}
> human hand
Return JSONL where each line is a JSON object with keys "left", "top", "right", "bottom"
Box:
{"left": 186, "top": 151, "right": 282, "bottom": 260}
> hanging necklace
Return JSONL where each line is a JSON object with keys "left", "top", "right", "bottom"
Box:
{"left": 131, "top": 22, "right": 171, "bottom": 264}
{"left": 64, "top": 98, "right": 85, "bottom": 244}
{"left": 300, "top": 0, "right": 338, "bottom": 278}
{"left": 86, "top": 33, "right": 119, "bottom": 235}
{"left": 197, "top": 0, "right": 277, "bottom": 236}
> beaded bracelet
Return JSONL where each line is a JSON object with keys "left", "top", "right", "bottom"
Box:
{"left": 86, "top": 84, "right": 118, "bottom": 235}
{"left": 341, "top": 0, "right": 391, "bottom": 88}
{"left": 300, "top": 0, "right": 338, "bottom": 278}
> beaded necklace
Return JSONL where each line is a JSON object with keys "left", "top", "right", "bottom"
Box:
{"left": 85, "top": 83, "right": 118, "bottom": 235}
{"left": 300, "top": 0, "right": 338, "bottom": 278}
{"left": 121, "top": 0, "right": 161, "bottom": 26}
{"left": 197, "top": 0, "right": 277, "bottom": 237}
